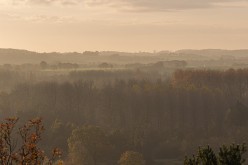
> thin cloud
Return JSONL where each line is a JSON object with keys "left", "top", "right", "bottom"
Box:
{"left": 1, "top": 12, "right": 76, "bottom": 23}
{"left": 8, "top": 0, "right": 83, "bottom": 6}
{"left": 5, "top": 0, "right": 248, "bottom": 10}
{"left": 28, "top": 0, "right": 83, "bottom": 5}
{"left": 86, "top": 0, "right": 248, "bottom": 11}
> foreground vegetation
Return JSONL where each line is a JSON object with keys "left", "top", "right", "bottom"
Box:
{"left": 1, "top": 118, "right": 247, "bottom": 165}
{"left": 0, "top": 118, "right": 62, "bottom": 165}
{"left": 185, "top": 144, "right": 247, "bottom": 165}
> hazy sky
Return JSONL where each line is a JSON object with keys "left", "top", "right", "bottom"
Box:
{"left": 0, "top": 0, "right": 248, "bottom": 52}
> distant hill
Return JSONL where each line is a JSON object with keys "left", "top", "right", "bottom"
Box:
{"left": 176, "top": 49, "right": 248, "bottom": 58}
{"left": 0, "top": 48, "right": 248, "bottom": 65}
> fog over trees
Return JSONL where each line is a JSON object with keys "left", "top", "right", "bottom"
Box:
{"left": 1, "top": 49, "right": 248, "bottom": 164}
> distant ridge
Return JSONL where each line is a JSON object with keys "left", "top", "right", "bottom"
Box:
{"left": 1, "top": 48, "right": 248, "bottom": 55}
{"left": 0, "top": 48, "right": 248, "bottom": 64}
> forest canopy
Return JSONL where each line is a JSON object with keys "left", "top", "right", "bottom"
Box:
{"left": 1, "top": 49, "right": 248, "bottom": 164}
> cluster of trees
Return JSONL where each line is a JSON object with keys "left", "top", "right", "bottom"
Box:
{"left": 172, "top": 69, "right": 248, "bottom": 100}
{"left": 1, "top": 68, "right": 248, "bottom": 164}
{"left": 0, "top": 117, "right": 147, "bottom": 165}
{"left": 67, "top": 125, "right": 147, "bottom": 164}
{"left": 0, "top": 63, "right": 166, "bottom": 92}
{"left": 184, "top": 144, "right": 247, "bottom": 165}
{"left": 0, "top": 68, "right": 36, "bottom": 92}
{"left": 40, "top": 61, "right": 79, "bottom": 70}
{"left": 69, "top": 70, "right": 163, "bottom": 82}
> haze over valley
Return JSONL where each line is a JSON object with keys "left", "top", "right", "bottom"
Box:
{"left": 1, "top": 0, "right": 248, "bottom": 164}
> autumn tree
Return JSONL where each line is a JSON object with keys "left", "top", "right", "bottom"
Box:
{"left": 0, "top": 117, "right": 62, "bottom": 165}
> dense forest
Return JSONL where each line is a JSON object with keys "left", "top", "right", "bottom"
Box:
{"left": 1, "top": 49, "right": 248, "bottom": 164}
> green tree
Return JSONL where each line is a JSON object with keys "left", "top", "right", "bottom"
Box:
{"left": 184, "top": 144, "right": 247, "bottom": 165}
{"left": 198, "top": 146, "right": 218, "bottom": 165}
{"left": 68, "top": 125, "right": 111, "bottom": 165}
{"left": 184, "top": 155, "right": 199, "bottom": 165}
{"left": 219, "top": 144, "right": 247, "bottom": 165}
{"left": 118, "top": 151, "right": 145, "bottom": 165}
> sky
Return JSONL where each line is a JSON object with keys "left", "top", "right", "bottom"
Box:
{"left": 0, "top": 0, "right": 248, "bottom": 52}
